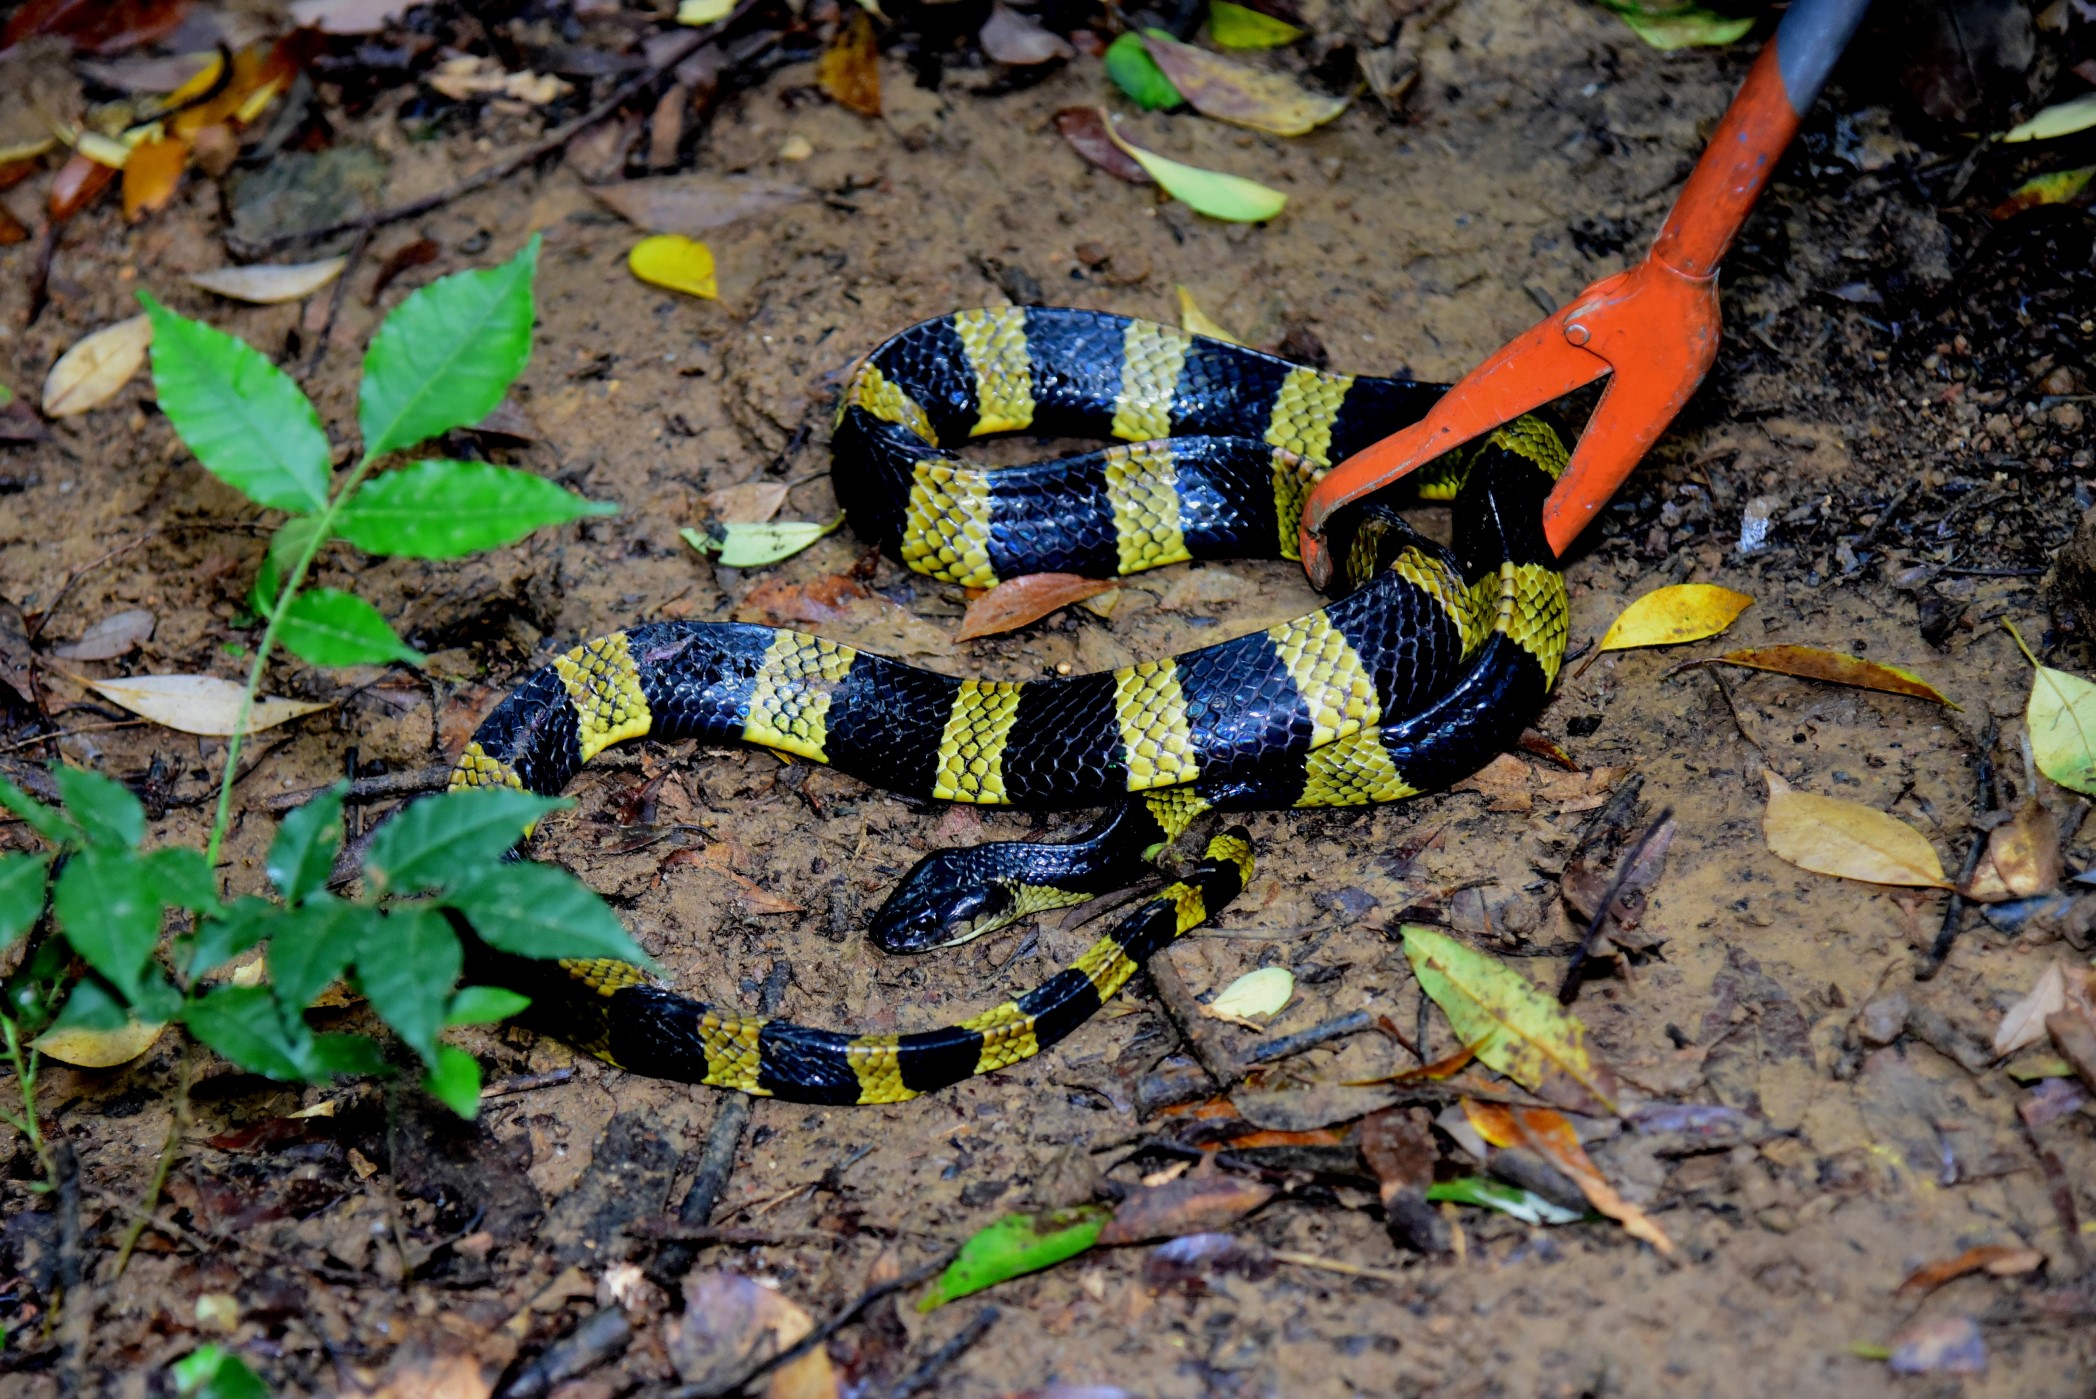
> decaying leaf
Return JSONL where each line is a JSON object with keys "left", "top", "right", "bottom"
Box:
{"left": 1205, "top": 965, "right": 1293, "bottom": 1022}
{"left": 1176, "top": 285, "right": 1241, "bottom": 344}
{"left": 2007, "top": 622, "right": 2096, "bottom": 797}
{"left": 1596, "top": 583, "right": 1752, "bottom": 652}
{"left": 1761, "top": 770, "right": 1951, "bottom": 889}
{"left": 50, "top": 608, "right": 155, "bottom": 661}
{"left": 818, "top": 11, "right": 881, "bottom": 119}
{"left": 1992, "top": 166, "right": 2096, "bottom": 219}
{"left": 1674, "top": 644, "right": 1954, "bottom": 706}
{"left": 1401, "top": 924, "right": 1622, "bottom": 1116}
{"left": 1995, "top": 961, "right": 2072, "bottom": 1058}
{"left": 681, "top": 517, "right": 843, "bottom": 569}
{"left": 1053, "top": 106, "right": 1151, "bottom": 185}
{"left": 629, "top": 234, "right": 718, "bottom": 299}
{"left": 668, "top": 1272, "right": 837, "bottom": 1399}
{"left": 1096, "top": 1161, "right": 1274, "bottom": 1245}
{"left": 1358, "top": 1106, "right": 1449, "bottom": 1252}
{"left": 706, "top": 480, "right": 790, "bottom": 524}
{"left": 956, "top": 573, "right": 1117, "bottom": 641}
{"left": 1208, "top": 0, "right": 1305, "bottom": 49}
{"left": 187, "top": 257, "right": 348, "bottom": 304}
{"left": 1103, "top": 118, "right": 1287, "bottom": 222}
{"left": 1139, "top": 32, "right": 1347, "bottom": 136}
{"left": 590, "top": 176, "right": 809, "bottom": 235}
{"left": 43, "top": 314, "right": 152, "bottom": 417}
{"left": 1962, "top": 800, "right": 2061, "bottom": 904}
{"left": 35, "top": 1015, "right": 166, "bottom": 1067}
{"left": 979, "top": 4, "right": 1073, "bottom": 65}
{"left": 1463, "top": 1100, "right": 1674, "bottom": 1254}
{"left": 919, "top": 1206, "right": 1109, "bottom": 1311}
{"left": 1894, "top": 1245, "right": 2045, "bottom": 1298}
{"left": 87, "top": 674, "right": 329, "bottom": 736}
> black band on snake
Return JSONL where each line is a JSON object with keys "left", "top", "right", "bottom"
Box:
{"left": 449, "top": 308, "right": 1570, "bottom": 1104}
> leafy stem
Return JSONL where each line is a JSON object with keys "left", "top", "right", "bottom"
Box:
{"left": 0, "top": 1013, "right": 51, "bottom": 1187}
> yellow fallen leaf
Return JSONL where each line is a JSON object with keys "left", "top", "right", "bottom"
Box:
{"left": 1761, "top": 770, "right": 1951, "bottom": 889}
{"left": 1206, "top": 965, "right": 1293, "bottom": 1021}
{"left": 1597, "top": 583, "right": 1752, "bottom": 651}
{"left": 2007, "top": 621, "right": 2096, "bottom": 797}
{"left": 629, "top": 234, "right": 718, "bottom": 299}
{"left": 1176, "top": 285, "right": 1242, "bottom": 344}
{"left": 36, "top": 1016, "right": 166, "bottom": 1067}
{"left": 677, "top": 0, "right": 735, "bottom": 22}
{"left": 44, "top": 314, "right": 153, "bottom": 418}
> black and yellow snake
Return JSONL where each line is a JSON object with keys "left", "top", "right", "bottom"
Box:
{"left": 452, "top": 308, "right": 1569, "bottom": 1104}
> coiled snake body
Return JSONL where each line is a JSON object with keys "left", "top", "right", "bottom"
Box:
{"left": 456, "top": 309, "right": 1569, "bottom": 1104}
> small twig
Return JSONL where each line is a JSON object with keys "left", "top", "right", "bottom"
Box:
{"left": 498, "top": 1307, "right": 633, "bottom": 1399}
{"left": 1244, "top": 1010, "right": 1374, "bottom": 1065}
{"left": 302, "top": 225, "right": 370, "bottom": 376}
{"left": 111, "top": 1044, "right": 195, "bottom": 1280}
{"left": 1268, "top": 1249, "right": 1410, "bottom": 1286}
{"left": 1558, "top": 807, "right": 1673, "bottom": 1003}
{"left": 0, "top": 719, "right": 151, "bottom": 756}
{"left": 1919, "top": 717, "right": 1997, "bottom": 981}
{"left": 480, "top": 1068, "right": 574, "bottom": 1099}
{"left": 239, "top": 8, "right": 762, "bottom": 254}
{"left": 1144, "top": 948, "right": 1239, "bottom": 1091}
{"left": 264, "top": 763, "right": 450, "bottom": 812}
{"left": 1703, "top": 666, "right": 1769, "bottom": 764}
{"left": 1853, "top": 480, "right": 1914, "bottom": 552}
{"left": 882, "top": 1306, "right": 1000, "bottom": 1399}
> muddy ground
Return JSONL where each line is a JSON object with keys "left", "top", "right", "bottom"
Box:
{"left": 2, "top": 0, "right": 2095, "bottom": 1394}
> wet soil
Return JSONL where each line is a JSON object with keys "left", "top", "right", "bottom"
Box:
{"left": 2, "top": 1, "right": 2095, "bottom": 1394}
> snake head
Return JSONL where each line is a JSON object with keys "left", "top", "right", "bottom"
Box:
{"left": 869, "top": 856, "right": 1017, "bottom": 954}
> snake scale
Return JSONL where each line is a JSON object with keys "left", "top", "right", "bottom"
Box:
{"left": 454, "top": 308, "right": 1569, "bottom": 1104}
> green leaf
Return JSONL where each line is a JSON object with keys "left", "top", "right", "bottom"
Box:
{"left": 352, "top": 905, "right": 461, "bottom": 1064}
{"left": 1401, "top": 924, "right": 1621, "bottom": 1117}
{"left": 1105, "top": 32, "right": 1184, "bottom": 110}
{"left": 53, "top": 847, "right": 161, "bottom": 1003}
{"left": 0, "top": 774, "right": 80, "bottom": 848}
{"left": 679, "top": 516, "right": 843, "bottom": 569}
{"left": 1426, "top": 1176, "right": 1584, "bottom": 1225}
{"left": 359, "top": 236, "right": 540, "bottom": 458}
{"left": 52, "top": 766, "right": 144, "bottom": 849}
{"left": 447, "top": 985, "right": 531, "bottom": 1026}
{"left": 0, "top": 852, "right": 50, "bottom": 948}
{"left": 1592, "top": 0, "right": 1753, "bottom": 49}
{"left": 2003, "top": 93, "right": 2096, "bottom": 142}
{"left": 172, "top": 1345, "right": 270, "bottom": 1399}
{"left": 1104, "top": 122, "right": 1286, "bottom": 222}
{"left": 441, "top": 861, "right": 651, "bottom": 965}
{"left": 185, "top": 895, "right": 275, "bottom": 978}
{"left": 918, "top": 1206, "right": 1109, "bottom": 1311}
{"left": 185, "top": 984, "right": 311, "bottom": 1081}
{"left": 269, "top": 897, "right": 369, "bottom": 1011}
{"left": 268, "top": 784, "right": 345, "bottom": 904}
{"left": 141, "top": 292, "right": 332, "bottom": 514}
{"left": 335, "top": 460, "right": 617, "bottom": 559}
{"left": 46, "top": 976, "right": 129, "bottom": 1034}
{"left": 305, "top": 1032, "right": 389, "bottom": 1078}
{"left": 363, "top": 789, "right": 567, "bottom": 894}
{"left": 252, "top": 514, "right": 327, "bottom": 611}
{"left": 1208, "top": 0, "right": 1303, "bottom": 48}
{"left": 423, "top": 1043, "right": 482, "bottom": 1117}
{"left": 278, "top": 588, "right": 426, "bottom": 668}
{"left": 142, "top": 847, "right": 218, "bottom": 912}
{"left": 2008, "top": 622, "right": 2096, "bottom": 795}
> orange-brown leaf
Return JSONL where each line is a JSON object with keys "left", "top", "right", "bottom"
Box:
{"left": 1096, "top": 1164, "right": 1274, "bottom": 1245}
{"left": 818, "top": 12, "right": 881, "bottom": 118}
{"left": 1464, "top": 1101, "right": 1675, "bottom": 1255}
{"left": 48, "top": 150, "right": 116, "bottom": 221}
{"left": 121, "top": 134, "right": 187, "bottom": 221}
{"left": 956, "top": 572, "right": 1117, "bottom": 641}
{"left": 1673, "top": 644, "right": 1955, "bottom": 707}
{"left": 1961, "top": 799, "right": 2062, "bottom": 903}
{"left": 1894, "top": 1245, "right": 2044, "bottom": 1297}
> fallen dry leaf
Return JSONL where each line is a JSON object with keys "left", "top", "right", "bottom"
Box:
{"left": 1140, "top": 32, "right": 1348, "bottom": 136}
{"left": 43, "top": 314, "right": 152, "bottom": 417}
{"left": 707, "top": 480, "right": 790, "bottom": 523}
{"left": 1995, "top": 961, "right": 2078, "bottom": 1058}
{"left": 1962, "top": 800, "right": 2061, "bottom": 904}
{"left": 1887, "top": 1314, "right": 1987, "bottom": 1376}
{"left": 2008, "top": 621, "right": 2096, "bottom": 797}
{"left": 87, "top": 674, "right": 329, "bottom": 736}
{"left": 50, "top": 607, "right": 154, "bottom": 661}
{"left": 735, "top": 573, "right": 871, "bottom": 626}
{"left": 2045, "top": 1003, "right": 2096, "bottom": 1094}
{"left": 1096, "top": 1161, "right": 1274, "bottom": 1244}
{"left": 188, "top": 256, "right": 348, "bottom": 304}
{"left": 669, "top": 1272, "right": 837, "bottom": 1399}
{"left": 979, "top": 3, "right": 1074, "bottom": 64}
{"left": 35, "top": 1015, "right": 166, "bottom": 1067}
{"left": 957, "top": 573, "right": 1118, "bottom": 640}
{"left": 1054, "top": 106, "right": 1151, "bottom": 184}
{"left": 1761, "top": 770, "right": 1951, "bottom": 889}
{"left": 1597, "top": 583, "right": 1753, "bottom": 652}
{"left": 818, "top": 11, "right": 881, "bottom": 118}
{"left": 590, "top": 175, "right": 809, "bottom": 235}
{"left": 1673, "top": 644, "right": 1954, "bottom": 706}
{"left": 120, "top": 132, "right": 185, "bottom": 220}
{"left": 1464, "top": 1100, "right": 1674, "bottom": 1254}
{"left": 1894, "top": 1244, "right": 2045, "bottom": 1298}
{"left": 48, "top": 150, "right": 116, "bottom": 221}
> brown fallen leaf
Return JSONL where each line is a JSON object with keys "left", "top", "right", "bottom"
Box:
{"left": 707, "top": 480, "right": 790, "bottom": 524}
{"left": 956, "top": 573, "right": 1118, "bottom": 641}
{"left": 48, "top": 150, "right": 116, "bottom": 221}
{"left": 734, "top": 573, "right": 871, "bottom": 626}
{"left": 590, "top": 175, "right": 810, "bottom": 235}
{"left": 1995, "top": 961, "right": 2071, "bottom": 1058}
{"left": 1464, "top": 1101, "right": 1674, "bottom": 1255}
{"left": 1761, "top": 770, "right": 1952, "bottom": 889}
{"left": 1096, "top": 1159, "right": 1274, "bottom": 1244}
{"left": 1358, "top": 1106, "right": 1448, "bottom": 1253}
{"left": 1139, "top": 32, "right": 1348, "bottom": 136}
{"left": 1961, "top": 800, "right": 2061, "bottom": 903}
{"left": 979, "top": 3, "right": 1074, "bottom": 64}
{"left": 120, "top": 132, "right": 186, "bottom": 220}
{"left": 43, "top": 314, "right": 153, "bottom": 418}
{"left": 50, "top": 607, "right": 155, "bottom": 661}
{"left": 669, "top": 1272, "right": 837, "bottom": 1399}
{"left": 1053, "top": 106, "right": 1151, "bottom": 185}
{"left": 1669, "top": 644, "right": 1956, "bottom": 707}
{"left": 1894, "top": 1244, "right": 2045, "bottom": 1298}
{"left": 818, "top": 11, "right": 881, "bottom": 118}
{"left": 2045, "top": 1005, "right": 2096, "bottom": 1094}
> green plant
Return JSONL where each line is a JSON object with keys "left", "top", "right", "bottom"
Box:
{"left": 0, "top": 239, "right": 645, "bottom": 1200}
